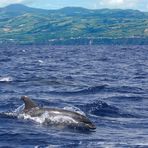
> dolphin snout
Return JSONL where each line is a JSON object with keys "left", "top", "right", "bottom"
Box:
{"left": 86, "top": 123, "right": 96, "bottom": 130}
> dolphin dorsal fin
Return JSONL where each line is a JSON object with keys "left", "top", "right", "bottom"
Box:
{"left": 21, "top": 96, "right": 38, "bottom": 111}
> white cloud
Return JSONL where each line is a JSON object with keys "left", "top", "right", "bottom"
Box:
{"left": 0, "top": 0, "right": 24, "bottom": 7}
{"left": 97, "top": 0, "right": 148, "bottom": 11}
{"left": 108, "top": 0, "right": 124, "bottom": 5}
{"left": 98, "top": 0, "right": 139, "bottom": 9}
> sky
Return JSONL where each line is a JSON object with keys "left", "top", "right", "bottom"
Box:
{"left": 0, "top": 0, "right": 148, "bottom": 11}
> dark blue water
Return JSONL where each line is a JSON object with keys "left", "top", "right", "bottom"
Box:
{"left": 0, "top": 45, "right": 148, "bottom": 147}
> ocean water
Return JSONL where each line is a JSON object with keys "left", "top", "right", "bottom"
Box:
{"left": 0, "top": 45, "right": 148, "bottom": 147}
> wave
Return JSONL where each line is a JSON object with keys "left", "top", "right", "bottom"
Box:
{"left": 105, "top": 85, "right": 144, "bottom": 94}
{"left": 49, "top": 85, "right": 108, "bottom": 96}
{"left": 108, "top": 95, "right": 144, "bottom": 101}
{"left": 14, "top": 76, "right": 62, "bottom": 86}
{"left": 0, "top": 57, "right": 11, "bottom": 62}
{"left": 48, "top": 84, "right": 144, "bottom": 96}
{"left": 112, "top": 86, "right": 144, "bottom": 94}
{"left": 77, "top": 100, "right": 136, "bottom": 118}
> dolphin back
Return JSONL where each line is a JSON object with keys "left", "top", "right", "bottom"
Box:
{"left": 42, "top": 108, "right": 96, "bottom": 130}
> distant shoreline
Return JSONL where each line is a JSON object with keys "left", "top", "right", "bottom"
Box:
{"left": 1, "top": 37, "right": 148, "bottom": 45}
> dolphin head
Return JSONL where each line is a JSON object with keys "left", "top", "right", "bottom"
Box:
{"left": 21, "top": 96, "right": 38, "bottom": 112}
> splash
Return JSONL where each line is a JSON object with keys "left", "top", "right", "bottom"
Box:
{"left": 0, "top": 104, "right": 25, "bottom": 119}
{"left": 14, "top": 104, "right": 25, "bottom": 114}
{"left": 18, "top": 111, "right": 78, "bottom": 125}
{"left": 77, "top": 100, "right": 136, "bottom": 118}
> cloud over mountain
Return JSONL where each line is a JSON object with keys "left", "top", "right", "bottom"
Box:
{"left": 98, "top": 0, "right": 148, "bottom": 11}
{"left": 0, "top": 0, "right": 24, "bottom": 7}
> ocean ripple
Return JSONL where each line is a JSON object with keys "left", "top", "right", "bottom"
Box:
{"left": 77, "top": 100, "right": 136, "bottom": 118}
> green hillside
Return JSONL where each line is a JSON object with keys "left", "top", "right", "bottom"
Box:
{"left": 1, "top": 4, "right": 148, "bottom": 44}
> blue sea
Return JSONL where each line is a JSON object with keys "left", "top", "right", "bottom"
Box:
{"left": 0, "top": 45, "right": 148, "bottom": 147}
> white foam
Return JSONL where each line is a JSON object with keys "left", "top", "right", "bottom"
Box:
{"left": 18, "top": 111, "right": 49, "bottom": 124}
{"left": 21, "top": 114, "right": 45, "bottom": 124}
{"left": 0, "top": 76, "right": 13, "bottom": 82}
{"left": 38, "top": 60, "right": 44, "bottom": 63}
{"left": 18, "top": 111, "right": 78, "bottom": 125}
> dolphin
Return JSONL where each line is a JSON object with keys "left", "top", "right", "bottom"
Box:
{"left": 21, "top": 96, "right": 96, "bottom": 130}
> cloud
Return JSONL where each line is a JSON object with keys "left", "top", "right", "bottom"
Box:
{"left": 99, "top": 0, "right": 137, "bottom": 9}
{"left": 0, "top": 0, "right": 24, "bottom": 7}
{"left": 97, "top": 0, "right": 148, "bottom": 11}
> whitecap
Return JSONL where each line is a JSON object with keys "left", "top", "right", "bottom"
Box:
{"left": 0, "top": 76, "right": 13, "bottom": 82}
{"left": 38, "top": 60, "right": 44, "bottom": 63}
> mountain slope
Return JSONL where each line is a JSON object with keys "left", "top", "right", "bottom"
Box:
{"left": 0, "top": 4, "right": 148, "bottom": 44}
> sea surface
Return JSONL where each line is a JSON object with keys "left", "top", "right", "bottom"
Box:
{"left": 0, "top": 45, "right": 148, "bottom": 147}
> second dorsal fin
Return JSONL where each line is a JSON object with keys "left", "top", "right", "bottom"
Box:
{"left": 21, "top": 96, "right": 38, "bottom": 111}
